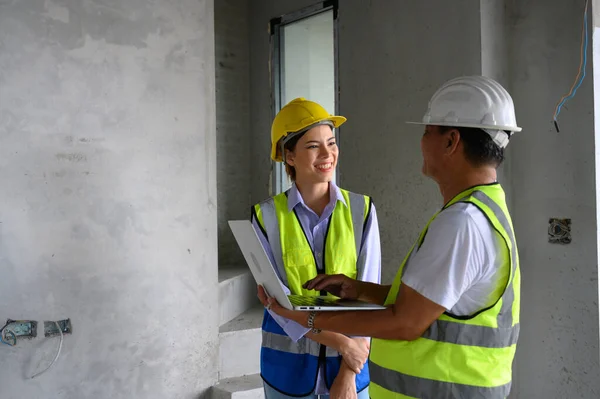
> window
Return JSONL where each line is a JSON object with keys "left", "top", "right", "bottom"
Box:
{"left": 270, "top": 1, "right": 339, "bottom": 195}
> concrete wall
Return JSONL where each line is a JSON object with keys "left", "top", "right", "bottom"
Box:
{"left": 337, "top": 0, "right": 483, "bottom": 283}
{"left": 250, "top": 0, "right": 600, "bottom": 398}
{"left": 480, "top": 0, "right": 513, "bottom": 195}
{"left": 595, "top": 0, "right": 600, "bottom": 358}
{"left": 507, "top": 0, "right": 600, "bottom": 397}
{"left": 250, "top": 0, "right": 483, "bottom": 282}
{"left": 0, "top": 1, "right": 218, "bottom": 398}
{"left": 215, "top": 0, "right": 251, "bottom": 268}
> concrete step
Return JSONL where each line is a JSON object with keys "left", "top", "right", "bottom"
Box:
{"left": 211, "top": 374, "right": 264, "bottom": 399}
{"left": 219, "top": 303, "right": 263, "bottom": 380}
{"left": 219, "top": 265, "right": 259, "bottom": 327}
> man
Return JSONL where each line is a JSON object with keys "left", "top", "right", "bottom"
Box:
{"left": 259, "top": 75, "right": 521, "bottom": 399}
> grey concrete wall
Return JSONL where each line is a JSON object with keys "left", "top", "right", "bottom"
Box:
{"left": 594, "top": 0, "right": 600, "bottom": 365}
{"left": 215, "top": 0, "right": 251, "bottom": 267}
{"left": 480, "top": 0, "right": 513, "bottom": 197}
{"left": 250, "top": 0, "right": 483, "bottom": 282}
{"left": 481, "top": 0, "right": 510, "bottom": 86}
{"left": 337, "top": 0, "right": 483, "bottom": 283}
{"left": 0, "top": 1, "right": 219, "bottom": 398}
{"left": 507, "top": 0, "right": 600, "bottom": 397}
{"left": 249, "top": 1, "right": 600, "bottom": 397}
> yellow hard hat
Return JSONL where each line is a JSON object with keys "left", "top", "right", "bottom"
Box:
{"left": 271, "top": 98, "right": 346, "bottom": 162}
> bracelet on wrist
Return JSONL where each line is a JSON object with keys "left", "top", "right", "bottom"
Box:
{"left": 308, "top": 311, "right": 321, "bottom": 334}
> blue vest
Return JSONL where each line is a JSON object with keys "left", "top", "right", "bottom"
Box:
{"left": 254, "top": 191, "right": 371, "bottom": 396}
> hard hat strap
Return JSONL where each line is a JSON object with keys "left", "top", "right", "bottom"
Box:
{"left": 483, "top": 129, "right": 511, "bottom": 149}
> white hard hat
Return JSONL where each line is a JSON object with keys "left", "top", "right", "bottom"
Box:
{"left": 408, "top": 75, "right": 521, "bottom": 148}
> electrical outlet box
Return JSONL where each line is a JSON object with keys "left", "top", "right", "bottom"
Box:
{"left": 44, "top": 319, "right": 72, "bottom": 337}
{"left": 3, "top": 320, "right": 37, "bottom": 339}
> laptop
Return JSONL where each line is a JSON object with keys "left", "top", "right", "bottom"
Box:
{"left": 228, "top": 220, "right": 385, "bottom": 311}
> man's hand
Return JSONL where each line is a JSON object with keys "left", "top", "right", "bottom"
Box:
{"left": 303, "top": 274, "right": 360, "bottom": 300}
{"left": 339, "top": 338, "right": 370, "bottom": 374}
{"left": 330, "top": 361, "right": 358, "bottom": 399}
{"left": 305, "top": 274, "right": 391, "bottom": 306}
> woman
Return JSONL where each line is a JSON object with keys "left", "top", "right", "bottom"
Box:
{"left": 251, "top": 98, "right": 381, "bottom": 399}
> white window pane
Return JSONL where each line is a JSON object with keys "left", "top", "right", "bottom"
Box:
{"left": 282, "top": 11, "right": 334, "bottom": 114}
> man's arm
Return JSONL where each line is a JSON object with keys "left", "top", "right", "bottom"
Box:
{"left": 260, "top": 282, "right": 446, "bottom": 341}
{"left": 270, "top": 206, "right": 484, "bottom": 340}
{"left": 313, "top": 283, "right": 446, "bottom": 340}
{"left": 355, "top": 203, "right": 391, "bottom": 305}
{"left": 357, "top": 281, "right": 392, "bottom": 306}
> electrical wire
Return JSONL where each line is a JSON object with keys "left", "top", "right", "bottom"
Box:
{"left": 0, "top": 320, "right": 16, "bottom": 346}
{"left": 30, "top": 321, "right": 63, "bottom": 379}
{"left": 553, "top": 0, "right": 589, "bottom": 132}
{"left": 1, "top": 330, "right": 16, "bottom": 346}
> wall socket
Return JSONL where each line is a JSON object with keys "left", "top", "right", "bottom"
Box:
{"left": 44, "top": 319, "right": 72, "bottom": 337}
{"left": 3, "top": 320, "right": 37, "bottom": 339}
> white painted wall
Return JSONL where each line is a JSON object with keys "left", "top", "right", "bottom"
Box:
{"left": 0, "top": 1, "right": 219, "bottom": 398}
{"left": 508, "top": 0, "right": 600, "bottom": 397}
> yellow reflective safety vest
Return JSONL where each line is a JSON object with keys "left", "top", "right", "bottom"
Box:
{"left": 369, "top": 184, "right": 520, "bottom": 399}
{"left": 253, "top": 188, "right": 372, "bottom": 396}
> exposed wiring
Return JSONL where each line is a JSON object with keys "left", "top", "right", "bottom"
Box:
{"left": 0, "top": 320, "right": 16, "bottom": 346}
{"left": 553, "top": 0, "right": 589, "bottom": 132}
{"left": 0, "top": 320, "right": 9, "bottom": 334}
{"left": 30, "top": 321, "right": 63, "bottom": 379}
{"left": 1, "top": 330, "right": 17, "bottom": 346}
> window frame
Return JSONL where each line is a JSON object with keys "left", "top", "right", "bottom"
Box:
{"left": 269, "top": 0, "right": 340, "bottom": 196}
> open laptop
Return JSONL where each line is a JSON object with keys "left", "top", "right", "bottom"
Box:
{"left": 228, "top": 220, "right": 385, "bottom": 311}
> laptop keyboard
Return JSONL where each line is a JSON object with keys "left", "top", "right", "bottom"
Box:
{"left": 289, "top": 296, "right": 340, "bottom": 307}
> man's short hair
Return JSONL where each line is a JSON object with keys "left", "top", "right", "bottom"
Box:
{"left": 440, "top": 126, "right": 504, "bottom": 168}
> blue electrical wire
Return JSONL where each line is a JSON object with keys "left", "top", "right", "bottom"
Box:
{"left": 553, "top": 0, "right": 589, "bottom": 132}
{"left": 1, "top": 328, "right": 16, "bottom": 346}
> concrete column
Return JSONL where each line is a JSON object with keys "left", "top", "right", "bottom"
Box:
{"left": 0, "top": 1, "right": 218, "bottom": 397}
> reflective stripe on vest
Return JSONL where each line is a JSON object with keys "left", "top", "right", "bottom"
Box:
{"left": 369, "top": 184, "right": 520, "bottom": 399}
{"left": 263, "top": 331, "right": 340, "bottom": 357}
{"left": 370, "top": 362, "right": 512, "bottom": 399}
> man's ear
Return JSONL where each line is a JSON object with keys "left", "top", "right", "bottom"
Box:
{"left": 446, "top": 129, "right": 460, "bottom": 154}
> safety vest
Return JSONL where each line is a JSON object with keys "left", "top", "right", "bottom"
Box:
{"left": 253, "top": 188, "right": 372, "bottom": 396}
{"left": 369, "top": 184, "right": 520, "bottom": 399}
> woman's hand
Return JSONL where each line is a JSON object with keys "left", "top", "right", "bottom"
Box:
{"left": 257, "top": 285, "right": 309, "bottom": 326}
{"left": 339, "top": 337, "right": 370, "bottom": 374}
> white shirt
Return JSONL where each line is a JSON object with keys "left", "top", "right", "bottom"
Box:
{"left": 401, "top": 202, "right": 508, "bottom": 316}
